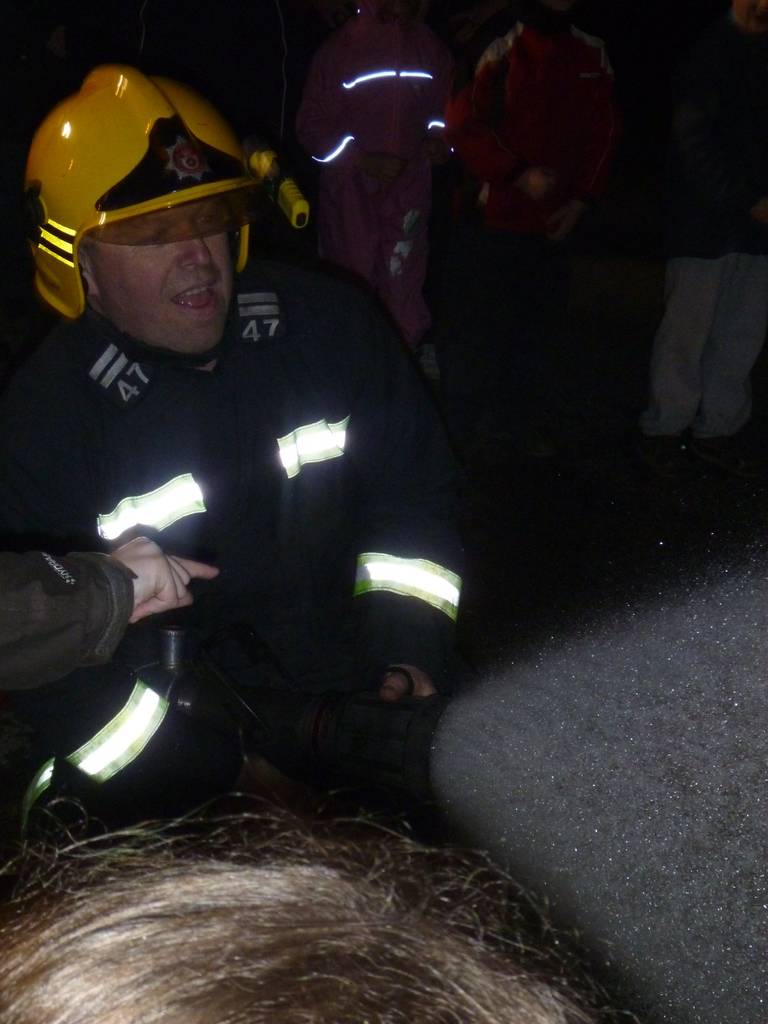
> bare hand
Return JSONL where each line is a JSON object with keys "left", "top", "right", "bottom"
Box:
{"left": 359, "top": 152, "right": 408, "bottom": 185}
{"left": 111, "top": 536, "right": 219, "bottom": 623}
{"left": 546, "top": 198, "right": 587, "bottom": 241}
{"left": 379, "top": 664, "right": 437, "bottom": 702}
{"left": 514, "top": 165, "right": 557, "bottom": 201}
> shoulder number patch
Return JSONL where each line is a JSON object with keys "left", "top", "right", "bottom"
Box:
{"left": 237, "top": 291, "right": 283, "bottom": 342}
{"left": 88, "top": 344, "right": 152, "bottom": 407}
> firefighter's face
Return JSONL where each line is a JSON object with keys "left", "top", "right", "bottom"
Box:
{"left": 731, "top": 0, "right": 768, "bottom": 33}
{"left": 79, "top": 231, "right": 233, "bottom": 355}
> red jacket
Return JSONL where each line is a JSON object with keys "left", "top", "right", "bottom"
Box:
{"left": 446, "top": 10, "right": 619, "bottom": 234}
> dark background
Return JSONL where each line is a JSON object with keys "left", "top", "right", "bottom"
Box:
{"left": 2, "top": 0, "right": 762, "bottom": 889}
{"left": 3, "top": 0, "right": 761, "bottom": 841}
{"left": 2, "top": 4, "right": 766, "bottom": 1020}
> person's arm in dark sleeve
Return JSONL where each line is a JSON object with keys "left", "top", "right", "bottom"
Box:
{"left": 672, "top": 43, "right": 764, "bottom": 217}
{"left": 344, "top": 304, "right": 464, "bottom": 695}
{"left": 0, "top": 551, "right": 134, "bottom": 689}
{"left": 0, "top": 539, "right": 220, "bottom": 689}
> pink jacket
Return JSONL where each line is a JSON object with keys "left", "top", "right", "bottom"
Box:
{"left": 296, "top": 0, "right": 454, "bottom": 170}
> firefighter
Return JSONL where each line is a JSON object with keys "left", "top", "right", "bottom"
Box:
{"left": 0, "top": 64, "right": 463, "bottom": 824}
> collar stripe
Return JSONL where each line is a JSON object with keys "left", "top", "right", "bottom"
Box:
{"left": 89, "top": 343, "right": 120, "bottom": 381}
{"left": 238, "top": 292, "right": 279, "bottom": 303}
{"left": 239, "top": 303, "right": 280, "bottom": 316}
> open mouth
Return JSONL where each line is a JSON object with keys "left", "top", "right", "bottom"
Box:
{"left": 173, "top": 284, "right": 218, "bottom": 311}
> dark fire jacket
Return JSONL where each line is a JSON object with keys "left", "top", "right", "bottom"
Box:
{"left": 0, "top": 260, "right": 463, "bottom": 754}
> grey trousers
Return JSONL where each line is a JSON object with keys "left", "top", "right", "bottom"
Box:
{"left": 640, "top": 253, "right": 768, "bottom": 438}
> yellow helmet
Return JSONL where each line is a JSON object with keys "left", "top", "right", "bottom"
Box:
{"left": 25, "top": 65, "right": 262, "bottom": 319}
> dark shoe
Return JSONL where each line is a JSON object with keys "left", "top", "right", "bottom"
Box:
{"left": 688, "top": 435, "right": 762, "bottom": 478}
{"left": 637, "top": 434, "right": 696, "bottom": 480}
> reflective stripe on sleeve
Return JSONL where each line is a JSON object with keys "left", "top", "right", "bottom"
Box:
{"left": 65, "top": 681, "right": 169, "bottom": 784}
{"left": 19, "top": 683, "right": 169, "bottom": 831}
{"left": 97, "top": 473, "right": 206, "bottom": 540}
{"left": 277, "top": 416, "right": 349, "bottom": 478}
{"left": 354, "top": 552, "right": 461, "bottom": 620}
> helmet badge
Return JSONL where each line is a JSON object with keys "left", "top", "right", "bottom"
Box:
{"left": 164, "top": 135, "right": 210, "bottom": 183}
